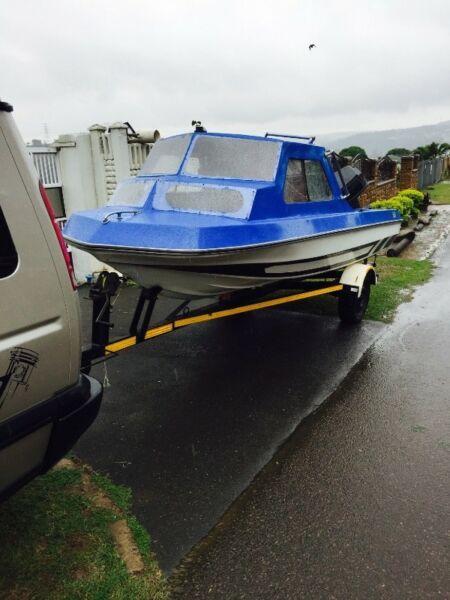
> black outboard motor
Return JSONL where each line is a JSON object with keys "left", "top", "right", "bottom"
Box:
{"left": 328, "top": 153, "right": 368, "bottom": 208}
{"left": 338, "top": 165, "right": 367, "bottom": 208}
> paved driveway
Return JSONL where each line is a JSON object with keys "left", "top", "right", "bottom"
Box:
{"left": 174, "top": 238, "right": 450, "bottom": 599}
{"left": 76, "top": 289, "right": 382, "bottom": 571}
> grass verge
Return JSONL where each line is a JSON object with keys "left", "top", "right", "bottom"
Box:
{"left": 365, "top": 257, "right": 433, "bottom": 321}
{"left": 426, "top": 181, "right": 450, "bottom": 204}
{"left": 291, "top": 256, "right": 433, "bottom": 323}
{"left": 0, "top": 464, "right": 169, "bottom": 600}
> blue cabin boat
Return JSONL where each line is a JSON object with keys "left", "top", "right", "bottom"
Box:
{"left": 63, "top": 130, "right": 401, "bottom": 297}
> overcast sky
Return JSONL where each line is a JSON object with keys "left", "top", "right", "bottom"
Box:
{"left": 1, "top": 0, "right": 449, "bottom": 142}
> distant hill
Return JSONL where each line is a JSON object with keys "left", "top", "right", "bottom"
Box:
{"left": 316, "top": 119, "right": 450, "bottom": 157}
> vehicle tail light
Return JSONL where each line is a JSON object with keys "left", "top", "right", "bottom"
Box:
{"left": 39, "top": 181, "right": 77, "bottom": 290}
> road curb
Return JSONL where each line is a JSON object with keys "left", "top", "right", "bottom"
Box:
{"left": 54, "top": 458, "right": 146, "bottom": 576}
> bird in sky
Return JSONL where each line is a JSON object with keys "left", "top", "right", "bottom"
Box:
{"left": 308, "top": 43, "right": 316, "bottom": 50}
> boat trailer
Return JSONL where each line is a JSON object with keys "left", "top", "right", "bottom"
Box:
{"left": 81, "top": 261, "right": 377, "bottom": 373}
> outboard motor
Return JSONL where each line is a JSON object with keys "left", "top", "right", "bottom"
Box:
{"left": 328, "top": 153, "right": 367, "bottom": 208}
{"left": 338, "top": 165, "right": 367, "bottom": 208}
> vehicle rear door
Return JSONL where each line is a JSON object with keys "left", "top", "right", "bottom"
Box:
{"left": 0, "top": 117, "right": 73, "bottom": 425}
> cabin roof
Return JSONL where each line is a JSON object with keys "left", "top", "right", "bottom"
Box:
{"left": 163, "top": 130, "right": 326, "bottom": 152}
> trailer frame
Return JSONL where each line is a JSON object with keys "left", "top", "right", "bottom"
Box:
{"left": 81, "top": 261, "right": 376, "bottom": 372}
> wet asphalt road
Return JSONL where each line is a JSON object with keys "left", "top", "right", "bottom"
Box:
{"left": 174, "top": 239, "right": 450, "bottom": 599}
{"left": 76, "top": 286, "right": 382, "bottom": 572}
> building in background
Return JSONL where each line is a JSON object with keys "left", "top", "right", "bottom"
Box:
{"left": 28, "top": 123, "right": 159, "bottom": 283}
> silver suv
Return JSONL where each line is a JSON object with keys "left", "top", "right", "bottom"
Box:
{"left": 0, "top": 99, "right": 102, "bottom": 500}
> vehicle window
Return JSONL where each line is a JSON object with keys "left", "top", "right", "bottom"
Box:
{"left": 304, "top": 160, "right": 332, "bottom": 200}
{"left": 0, "top": 207, "right": 18, "bottom": 278}
{"left": 284, "top": 159, "right": 308, "bottom": 203}
{"left": 183, "top": 135, "right": 281, "bottom": 181}
{"left": 141, "top": 134, "right": 192, "bottom": 175}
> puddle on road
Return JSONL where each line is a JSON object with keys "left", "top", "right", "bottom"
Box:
{"left": 402, "top": 206, "right": 450, "bottom": 260}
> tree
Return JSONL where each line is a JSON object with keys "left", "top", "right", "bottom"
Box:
{"left": 413, "top": 142, "right": 450, "bottom": 160}
{"left": 339, "top": 145, "right": 367, "bottom": 158}
{"left": 413, "top": 145, "right": 429, "bottom": 159}
{"left": 386, "top": 147, "right": 411, "bottom": 156}
{"left": 428, "top": 142, "right": 439, "bottom": 158}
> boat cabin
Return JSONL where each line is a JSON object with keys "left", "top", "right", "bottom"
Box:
{"left": 63, "top": 130, "right": 400, "bottom": 297}
{"left": 107, "top": 132, "right": 361, "bottom": 221}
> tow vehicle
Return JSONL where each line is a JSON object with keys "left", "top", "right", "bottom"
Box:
{"left": 0, "top": 100, "right": 102, "bottom": 501}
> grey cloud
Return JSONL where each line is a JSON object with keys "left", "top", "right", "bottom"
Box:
{"left": 1, "top": 0, "right": 449, "bottom": 141}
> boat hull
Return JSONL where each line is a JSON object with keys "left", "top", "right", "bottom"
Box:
{"left": 69, "top": 221, "right": 399, "bottom": 297}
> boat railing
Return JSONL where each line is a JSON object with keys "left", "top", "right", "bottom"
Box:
{"left": 102, "top": 210, "right": 140, "bottom": 224}
{"left": 264, "top": 133, "right": 316, "bottom": 144}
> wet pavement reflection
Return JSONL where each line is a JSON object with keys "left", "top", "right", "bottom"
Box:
{"left": 76, "top": 290, "right": 382, "bottom": 571}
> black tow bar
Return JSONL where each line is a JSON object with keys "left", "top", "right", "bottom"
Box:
{"left": 81, "top": 271, "right": 121, "bottom": 372}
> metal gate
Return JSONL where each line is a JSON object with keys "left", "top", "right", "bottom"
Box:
{"left": 418, "top": 157, "right": 444, "bottom": 189}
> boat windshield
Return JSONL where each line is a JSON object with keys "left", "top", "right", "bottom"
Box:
{"left": 141, "top": 134, "right": 192, "bottom": 176}
{"left": 183, "top": 135, "right": 281, "bottom": 181}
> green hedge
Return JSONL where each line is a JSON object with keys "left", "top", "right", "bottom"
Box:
{"left": 397, "top": 195, "right": 419, "bottom": 218}
{"left": 369, "top": 192, "right": 420, "bottom": 223}
{"left": 397, "top": 188, "right": 424, "bottom": 209}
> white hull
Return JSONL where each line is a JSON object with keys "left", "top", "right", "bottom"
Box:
{"left": 78, "top": 221, "right": 400, "bottom": 297}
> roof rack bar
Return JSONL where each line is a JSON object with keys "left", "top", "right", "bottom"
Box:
{"left": 265, "top": 132, "right": 315, "bottom": 144}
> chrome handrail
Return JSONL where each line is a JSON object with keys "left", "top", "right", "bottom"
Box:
{"left": 265, "top": 133, "right": 316, "bottom": 144}
{"left": 102, "top": 210, "right": 140, "bottom": 224}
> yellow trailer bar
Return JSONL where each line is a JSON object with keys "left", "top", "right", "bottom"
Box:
{"left": 105, "top": 284, "right": 343, "bottom": 355}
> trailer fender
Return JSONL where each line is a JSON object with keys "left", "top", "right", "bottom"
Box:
{"left": 339, "top": 263, "right": 377, "bottom": 297}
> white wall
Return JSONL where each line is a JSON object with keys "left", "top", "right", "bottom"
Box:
{"left": 51, "top": 124, "right": 154, "bottom": 283}
{"left": 55, "top": 133, "right": 108, "bottom": 282}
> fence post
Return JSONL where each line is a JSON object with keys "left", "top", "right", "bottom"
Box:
{"left": 361, "top": 158, "right": 377, "bottom": 183}
{"left": 109, "top": 122, "right": 131, "bottom": 185}
{"left": 89, "top": 124, "right": 109, "bottom": 207}
{"left": 399, "top": 156, "right": 414, "bottom": 189}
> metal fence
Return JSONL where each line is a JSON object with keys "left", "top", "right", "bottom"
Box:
{"left": 418, "top": 157, "right": 444, "bottom": 189}
{"left": 30, "top": 147, "right": 61, "bottom": 188}
{"left": 128, "top": 142, "right": 151, "bottom": 176}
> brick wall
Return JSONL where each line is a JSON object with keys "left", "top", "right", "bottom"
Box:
{"left": 360, "top": 178, "right": 397, "bottom": 207}
{"left": 399, "top": 156, "right": 418, "bottom": 189}
{"left": 358, "top": 154, "right": 420, "bottom": 206}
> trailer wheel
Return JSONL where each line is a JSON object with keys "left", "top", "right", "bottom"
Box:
{"left": 338, "top": 280, "right": 370, "bottom": 324}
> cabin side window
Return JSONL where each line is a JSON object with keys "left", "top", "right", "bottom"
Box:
{"left": 284, "top": 159, "right": 332, "bottom": 203}
{"left": 283, "top": 159, "right": 308, "bottom": 203}
{"left": 0, "top": 207, "right": 18, "bottom": 279}
{"left": 304, "top": 160, "right": 332, "bottom": 201}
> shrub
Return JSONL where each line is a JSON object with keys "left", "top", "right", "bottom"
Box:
{"left": 369, "top": 194, "right": 417, "bottom": 223}
{"left": 391, "top": 195, "right": 418, "bottom": 221}
{"left": 370, "top": 198, "right": 407, "bottom": 220}
{"left": 398, "top": 188, "right": 424, "bottom": 209}
{"left": 394, "top": 195, "right": 413, "bottom": 213}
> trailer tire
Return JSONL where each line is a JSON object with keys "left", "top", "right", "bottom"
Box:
{"left": 338, "top": 280, "right": 370, "bottom": 324}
